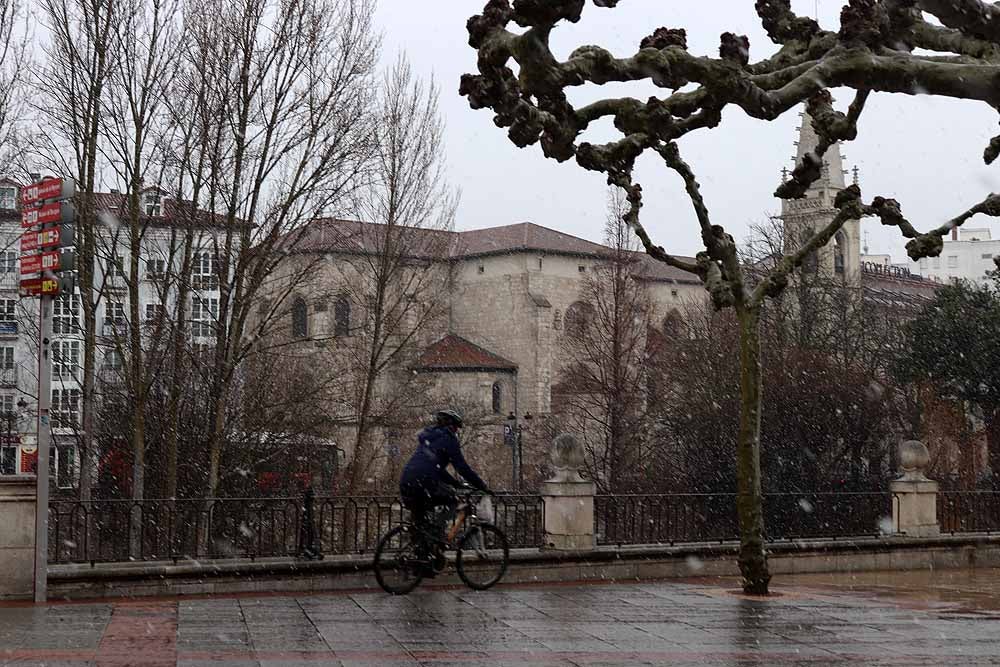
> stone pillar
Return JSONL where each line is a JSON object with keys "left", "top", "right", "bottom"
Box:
{"left": 891, "top": 440, "right": 940, "bottom": 538}
{"left": 0, "top": 475, "right": 37, "bottom": 599}
{"left": 540, "top": 434, "right": 595, "bottom": 550}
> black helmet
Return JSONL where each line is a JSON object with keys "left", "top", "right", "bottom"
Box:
{"left": 435, "top": 409, "right": 464, "bottom": 428}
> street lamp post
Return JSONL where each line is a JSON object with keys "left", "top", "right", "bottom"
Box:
{"left": 506, "top": 412, "right": 532, "bottom": 492}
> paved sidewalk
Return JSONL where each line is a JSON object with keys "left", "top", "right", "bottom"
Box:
{"left": 3, "top": 568, "right": 1000, "bottom": 666}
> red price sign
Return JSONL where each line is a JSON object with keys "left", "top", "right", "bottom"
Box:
{"left": 20, "top": 251, "right": 65, "bottom": 275}
{"left": 19, "top": 277, "right": 64, "bottom": 297}
{"left": 20, "top": 226, "right": 72, "bottom": 253}
{"left": 21, "top": 201, "right": 72, "bottom": 229}
{"left": 21, "top": 178, "right": 73, "bottom": 207}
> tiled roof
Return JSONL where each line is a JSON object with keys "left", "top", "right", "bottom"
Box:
{"left": 275, "top": 219, "right": 701, "bottom": 283}
{"left": 415, "top": 334, "right": 517, "bottom": 372}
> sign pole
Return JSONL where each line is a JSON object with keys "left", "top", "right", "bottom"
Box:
{"left": 33, "top": 294, "right": 53, "bottom": 603}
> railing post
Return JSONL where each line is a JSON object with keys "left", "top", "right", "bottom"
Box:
{"left": 298, "top": 486, "right": 322, "bottom": 560}
{"left": 890, "top": 440, "right": 940, "bottom": 537}
{"left": 0, "top": 475, "right": 37, "bottom": 599}
{"left": 540, "top": 434, "right": 595, "bottom": 550}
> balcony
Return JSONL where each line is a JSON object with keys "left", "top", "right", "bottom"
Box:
{"left": 0, "top": 365, "right": 17, "bottom": 387}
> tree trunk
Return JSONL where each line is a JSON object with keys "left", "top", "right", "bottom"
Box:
{"left": 735, "top": 303, "right": 770, "bottom": 595}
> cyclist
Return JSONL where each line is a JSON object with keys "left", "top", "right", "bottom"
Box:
{"left": 399, "top": 408, "right": 491, "bottom": 576}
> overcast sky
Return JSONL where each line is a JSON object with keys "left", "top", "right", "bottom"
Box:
{"left": 377, "top": 1, "right": 1000, "bottom": 261}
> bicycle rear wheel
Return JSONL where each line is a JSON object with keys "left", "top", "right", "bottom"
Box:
{"left": 373, "top": 524, "right": 424, "bottom": 595}
{"left": 455, "top": 522, "right": 509, "bottom": 590}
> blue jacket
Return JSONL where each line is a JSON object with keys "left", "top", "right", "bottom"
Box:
{"left": 400, "top": 426, "right": 488, "bottom": 492}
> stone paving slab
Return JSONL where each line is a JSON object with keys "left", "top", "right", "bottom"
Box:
{"left": 5, "top": 568, "right": 1000, "bottom": 666}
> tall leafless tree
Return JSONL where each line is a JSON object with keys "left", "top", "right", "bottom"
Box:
{"left": 553, "top": 190, "right": 653, "bottom": 494}
{"left": 35, "top": 0, "right": 117, "bottom": 501}
{"left": 337, "top": 55, "right": 459, "bottom": 494}
{"left": 462, "top": 0, "right": 1000, "bottom": 593}
{"left": 0, "top": 0, "right": 27, "bottom": 164}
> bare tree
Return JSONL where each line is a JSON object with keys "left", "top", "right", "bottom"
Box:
{"left": 553, "top": 189, "right": 653, "bottom": 493}
{"left": 176, "top": 0, "right": 378, "bottom": 498}
{"left": 35, "top": 0, "right": 117, "bottom": 501}
{"left": 461, "top": 0, "right": 1000, "bottom": 593}
{"left": 0, "top": 0, "right": 27, "bottom": 163}
{"left": 99, "top": 0, "right": 181, "bottom": 504}
{"left": 334, "top": 55, "right": 458, "bottom": 494}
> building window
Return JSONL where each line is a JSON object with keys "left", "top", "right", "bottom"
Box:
{"left": 53, "top": 340, "right": 80, "bottom": 379}
{"left": 106, "top": 256, "right": 126, "bottom": 283}
{"left": 145, "top": 303, "right": 164, "bottom": 322}
{"left": 103, "top": 349, "right": 123, "bottom": 373}
{"left": 0, "top": 347, "right": 13, "bottom": 386}
{"left": 919, "top": 258, "right": 928, "bottom": 270}
{"left": 552, "top": 309, "right": 562, "bottom": 330}
{"left": 146, "top": 258, "right": 166, "bottom": 281}
{"left": 0, "top": 186, "right": 16, "bottom": 210}
{"left": 947, "top": 255, "right": 959, "bottom": 268}
{"left": 53, "top": 294, "right": 80, "bottom": 336}
{"left": 491, "top": 382, "right": 503, "bottom": 414}
{"left": 291, "top": 297, "right": 308, "bottom": 338}
{"left": 192, "top": 252, "right": 219, "bottom": 290}
{"left": 663, "top": 309, "right": 684, "bottom": 338}
{"left": 833, "top": 231, "right": 846, "bottom": 275}
{"left": 564, "top": 301, "right": 594, "bottom": 339}
{"left": 0, "top": 299, "right": 15, "bottom": 333}
{"left": 578, "top": 265, "right": 586, "bottom": 273}
{"left": 982, "top": 253, "right": 993, "bottom": 260}
{"left": 52, "top": 388, "right": 81, "bottom": 429}
{"left": 671, "top": 289, "right": 678, "bottom": 298}
{"left": 478, "top": 265, "right": 484, "bottom": 274}
{"left": 537, "top": 258, "right": 543, "bottom": 270}
{"left": 191, "top": 296, "right": 218, "bottom": 338}
{"left": 142, "top": 190, "right": 161, "bottom": 217}
{"left": 104, "top": 302, "right": 127, "bottom": 335}
{"left": 333, "top": 296, "right": 350, "bottom": 337}
{"left": 55, "top": 445, "right": 76, "bottom": 488}
{"left": 932, "top": 257, "right": 941, "bottom": 269}
{"left": 0, "top": 251, "right": 16, "bottom": 281}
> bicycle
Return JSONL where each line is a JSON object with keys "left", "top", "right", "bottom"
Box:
{"left": 373, "top": 487, "right": 510, "bottom": 595}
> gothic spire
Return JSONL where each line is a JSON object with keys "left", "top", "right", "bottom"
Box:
{"left": 792, "top": 110, "right": 847, "bottom": 191}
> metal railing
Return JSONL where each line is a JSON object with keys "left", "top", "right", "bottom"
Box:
{"left": 595, "top": 492, "right": 895, "bottom": 546}
{"left": 939, "top": 492, "right": 1000, "bottom": 534}
{"left": 49, "top": 493, "right": 545, "bottom": 564}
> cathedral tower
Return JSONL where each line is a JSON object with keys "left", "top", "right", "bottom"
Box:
{"left": 779, "top": 110, "right": 860, "bottom": 286}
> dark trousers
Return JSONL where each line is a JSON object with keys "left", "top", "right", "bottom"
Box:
{"left": 400, "top": 479, "right": 457, "bottom": 555}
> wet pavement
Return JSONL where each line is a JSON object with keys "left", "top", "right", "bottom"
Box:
{"left": 3, "top": 568, "right": 1000, "bottom": 666}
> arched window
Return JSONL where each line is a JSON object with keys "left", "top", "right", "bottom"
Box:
{"left": 564, "top": 301, "right": 594, "bottom": 339}
{"left": 662, "top": 309, "right": 684, "bottom": 338}
{"left": 291, "top": 297, "right": 308, "bottom": 338}
{"left": 334, "top": 296, "right": 351, "bottom": 337}
{"left": 492, "top": 381, "right": 502, "bottom": 414}
{"left": 834, "top": 231, "right": 846, "bottom": 275}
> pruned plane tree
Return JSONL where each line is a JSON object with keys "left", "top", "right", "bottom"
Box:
{"left": 460, "top": 0, "right": 1000, "bottom": 594}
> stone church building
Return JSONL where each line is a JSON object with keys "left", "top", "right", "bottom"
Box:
{"left": 263, "top": 111, "right": 947, "bottom": 488}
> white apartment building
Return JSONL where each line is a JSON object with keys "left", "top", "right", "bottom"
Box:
{"left": 909, "top": 227, "right": 1000, "bottom": 285}
{"left": 0, "top": 177, "right": 226, "bottom": 491}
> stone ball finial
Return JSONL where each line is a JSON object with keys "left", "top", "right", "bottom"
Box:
{"left": 549, "top": 433, "right": 585, "bottom": 482}
{"left": 898, "top": 440, "right": 930, "bottom": 481}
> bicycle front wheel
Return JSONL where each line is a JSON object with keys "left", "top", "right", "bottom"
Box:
{"left": 373, "top": 524, "right": 424, "bottom": 595}
{"left": 455, "top": 522, "right": 509, "bottom": 590}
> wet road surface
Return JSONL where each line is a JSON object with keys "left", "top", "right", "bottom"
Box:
{"left": 3, "top": 568, "right": 1000, "bottom": 666}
